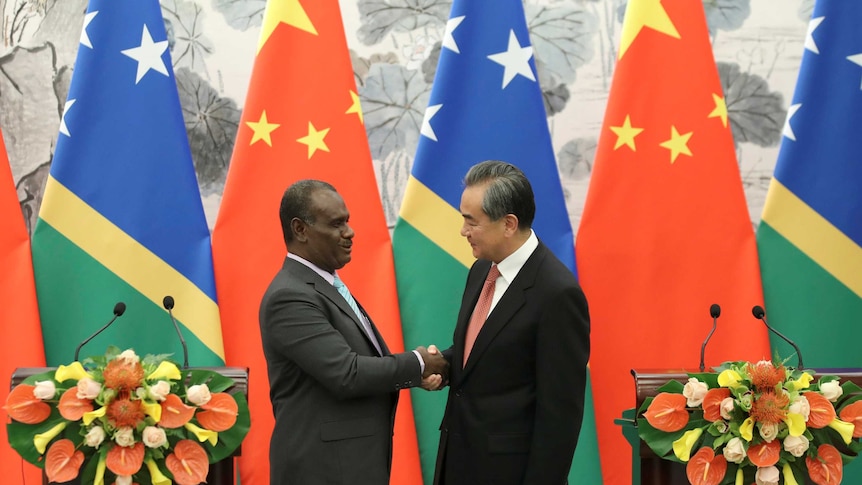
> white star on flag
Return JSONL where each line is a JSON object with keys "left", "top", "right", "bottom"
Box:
{"left": 782, "top": 103, "right": 801, "bottom": 141}
{"left": 804, "top": 17, "right": 824, "bottom": 54}
{"left": 443, "top": 16, "right": 465, "bottom": 54}
{"left": 421, "top": 104, "right": 443, "bottom": 141}
{"left": 121, "top": 24, "right": 169, "bottom": 84}
{"left": 847, "top": 53, "right": 862, "bottom": 89}
{"left": 59, "top": 99, "right": 76, "bottom": 137}
{"left": 487, "top": 29, "right": 536, "bottom": 89}
{"left": 80, "top": 11, "right": 98, "bottom": 49}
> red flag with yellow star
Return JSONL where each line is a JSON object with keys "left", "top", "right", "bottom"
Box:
{"left": 211, "top": 1, "right": 422, "bottom": 483}
{"left": 575, "top": 1, "right": 771, "bottom": 483}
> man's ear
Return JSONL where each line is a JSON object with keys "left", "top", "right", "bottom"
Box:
{"left": 291, "top": 217, "right": 308, "bottom": 242}
{"left": 503, "top": 214, "right": 520, "bottom": 236}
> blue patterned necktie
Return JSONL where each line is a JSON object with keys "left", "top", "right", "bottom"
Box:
{"left": 333, "top": 274, "right": 382, "bottom": 355}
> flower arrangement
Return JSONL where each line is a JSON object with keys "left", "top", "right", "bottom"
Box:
{"left": 3, "top": 347, "right": 250, "bottom": 485}
{"left": 638, "top": 360, "right": 862, "bottom": 485}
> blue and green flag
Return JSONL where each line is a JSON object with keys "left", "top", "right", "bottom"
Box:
{"left": 31, "top": 0, "right": 224, "bottom": 367}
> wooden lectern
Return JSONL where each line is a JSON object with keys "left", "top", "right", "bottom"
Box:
{"left": 11, "top": 366, "right": 248, "bottom": 485}
{"left": 622, "top": 368, "right": 862, "bottom": 485}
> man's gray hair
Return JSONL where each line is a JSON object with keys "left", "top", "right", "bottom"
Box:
{"left": 464, "top": 160, "right": 535, "bottom": 229}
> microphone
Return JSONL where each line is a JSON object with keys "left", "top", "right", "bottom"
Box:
{"left": 699, "top": 304, "right": 721, "bottom": 371}
{"left": 752, "top": 305, "right": 803, "bottom": 369}
{"left": 74, "top": 302, "right": 126, "bottom": 362}
{"left": 163, "top": 296, "right": 189, "bottom": 368}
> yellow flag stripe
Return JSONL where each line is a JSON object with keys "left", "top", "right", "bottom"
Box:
{"left": 761, "top": 179, "right": 862, "bottom": 298}
{"left": 39, "top": 176, "right": 225, "bottom": 358}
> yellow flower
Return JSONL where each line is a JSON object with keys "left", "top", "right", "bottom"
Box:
{"left": 783, "top": 463, "right": 799, "bottom": 485}
{"left": 33, "top": 422, "right": 67, "bottom": 454}
{"left": 788, "top": 372, "right": 813, "bottom": 391}
{"left": 784, "top": 412, "right": 806, "bottom": 437}
{"left": 94, "top": 454, "right": 106, "bottom": 485}
{"left": 147, "top": 361, "right": 181, "bottom": 381}
{"left": 672, "top": 428, "right": 702, "bottom": 462}
{"left": 718, "top": 369, "right": 742, "bottom": 388}
{"left": 739, "top": 417, "right": 754, "bottom": 441}
{"left": 828, "top": 418, "right": 855, "bottom": 444}
{"left": 184, "top": 422, "right": 218, "bottom": 446}
{"left": 735, "top": 468, "right": 744, "bottom": 485}
{"left": 83, "top": 406, "right": 107, "bottom": 426}
{"left": 54, "top": 362, "right": 92, "bottom": 382}
{"left": 142, "top": 400, "right": 162, "bottom": 422}
{"left": 145, "top": 457, "right": 172, "bottom": 485}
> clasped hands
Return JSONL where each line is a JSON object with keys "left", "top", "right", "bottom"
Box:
{"left": 415, "top": 344, "right": 448, "bottom": 391}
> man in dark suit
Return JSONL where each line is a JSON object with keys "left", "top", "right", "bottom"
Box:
{"left": 433, "top": 161, "right": 591, "bottom": 485}
{"left": 259, "top": 179, "right": 448, "bottom": 485}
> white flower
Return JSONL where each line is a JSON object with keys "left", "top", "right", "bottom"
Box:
{"left": 720, "top": 397, "right": 735, "bottom": 420}
{"left": 682, "top": 378, "right": 708, "bottom": 407}
{"left": 142, "top": 426, "right": 168, "bottom": 448}
{"left": 76, "top": 377, "right": 102, "bottom": 400}
{"left": 135, "top": 387, "right": 147, "bottom": 400}
{"left": 187, "top": 383, "right": 212, "bottom": 406}
{"left": 115, "top": 476, "right": 133, "bottom": 485}
{"left": 820, "top": 380, "right": 844, "bottom": 402}
{"left": 755, "top": 465, "right": 780, "bottom": 485}
{"left": 789, "top": 395, "right": 811, "bottom": 421}
{"left": 722, "top": 437, "right": 746, "bottom": 464}
{"left": 114, "top": 426, "right": 136, "bottom": 447}
{"left": 148, "top": 380, "right": 171, "bottom": 401}
{"left": 84, "top": 426, "right": 106, "bottom": 448}
{"left": 117, "top": 349, "right": 140, "bottom": 365}
{"left": 759, "top": 422, "right": 779, "bottom": 442}
{"left": 783, "top": 434, "right": 810, "bottom": 457}
{"left": 33, "top": 380, "right": 56, "bottom": 400}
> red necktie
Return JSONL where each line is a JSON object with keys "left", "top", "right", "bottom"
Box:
{"left": 463, "top": 265, "right": 501, "bottom": 367}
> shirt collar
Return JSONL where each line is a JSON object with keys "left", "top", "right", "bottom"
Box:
{"left": 288, "top": 253, "right": 336, "bottom": 285}
{"left": 495, "top": 230, "right": 538, "bottom": 283}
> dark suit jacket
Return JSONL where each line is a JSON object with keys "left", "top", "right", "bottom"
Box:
{"left": 259, "top": 257, "right": 422, "bottom": 485}
{"left": 434, "top": 242, "right": 590, "bottom": 485}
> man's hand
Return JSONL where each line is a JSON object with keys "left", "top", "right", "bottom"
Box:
{"left": 416, "top": 345, "right": 449, "bottom": 380}
{"left": 421, "top": 373, "right": 444, "bottom": 391}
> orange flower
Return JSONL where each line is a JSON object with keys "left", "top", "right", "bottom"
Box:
{"left": 3, "top": 384, "right": 51, "bottom": 424}
{"left": 106, "top": 391, "right": 145, "bottom": 428}
{"left": 685, "top": 447, "right": 726, "bottom": 485}
{"left": 747, "top": 440, "right": 780, "bottom": 467}
{"left": 806, "top": 444, "right": 843, "bottom": 485}
{"left": 747, "top": 361, "right": 785, "bottom": 390}
{"left": 644, "top": 393, "right": 689, "bottom": 432}
{"left": 159, "top": 393, "right": 195, "bottom": 428}
{"left": 106, "top": 442, "right": 145, "bottom": 476}
{"left": 166, "top": 439, "right": 209, "bottom": 485}
{"left": 749, "top": 390, "right": 789, "bottom": 425}
{"left": 839, "top": 400, "right": 862, "bottom": 438}
{"left": 805, "top": 392, "right": 837, "bottom": 429}
{"left": 102, "top": 358, "right": 144, "bottom": 391}
{"left": 58, "top": 387, "right": 93, "bottom": 421}
{"left": 45, "top": 439, "right": 85, "bottom": 483}
{"left": 702, "top": 388, "right": 731, "bottom": 422}
{"left": 197, "top": 393, "right": 239, "bottom": 432}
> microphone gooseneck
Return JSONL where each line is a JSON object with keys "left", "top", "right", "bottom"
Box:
{"left": 752, "top": 305, "right": 803, "bottom": 369}
{"left": 74, "top": 302, "right": 127, "bottom": 362}
{"left": 163, "top": 295, "right": 189, "bottom": 368}
{"left": 699, "top": 303, "right": 721, "bottom": 372}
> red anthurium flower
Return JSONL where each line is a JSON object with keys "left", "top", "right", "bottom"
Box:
{"left": 747, "top": 440, "right": 780, "bottom": 467}
{"left": 839, "top": 400, "right": 862, "bottom": 438}
{"left": 166, "top": 439, "right": 209, "bottom": 485}
{"left": 197, "top": 393, "right": 239, "bottom": 432}
{"left": 807, "top": 444, "right": 843, "bottom": 485}
{"left": 644, "top": 393, "right": 689, "bottom": 432}
{"left": 159, "top": 393, "right": 195, "bottom": 428}
{"left": 4, "top": 384, "right": 51, "bottom": 424}
{"left": 805, "top": 392, "right": 837, "bottom": 429}
{"left": 58, "top": 387, "right": 93, "bottom": 421}
{"left": 702, "top": 388, "right": 731, "bottom": 422}
{"left": 685, "top": 447, "right": 726, "bottom": 485}
{"left": 106, "top": 442, "right": 145, "bottom": 476}
{"left": 45, "top": 439, "right": 85, "bottom": 483}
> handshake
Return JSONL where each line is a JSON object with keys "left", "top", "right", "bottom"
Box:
{"left": 415, "top": 344, "right": 448, "bottom": 391}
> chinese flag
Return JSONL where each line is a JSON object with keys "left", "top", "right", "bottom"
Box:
{"left": 575, "top": 1, "right": 771, "bottom": 483}
{"left": 211, "top": 1, "right": 422, "bottom": 483}
{"left": 0, "top": 130, "right": 45, "bottom": 484}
